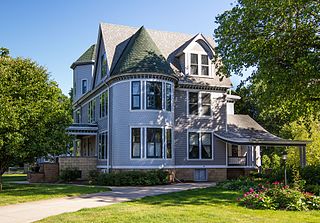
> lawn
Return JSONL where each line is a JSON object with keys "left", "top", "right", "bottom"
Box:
{"left": 38, "top": 186, "right": 320, "bottom": 223}
{"left": 0, "top": 174, "right": 110, "bottom": 206}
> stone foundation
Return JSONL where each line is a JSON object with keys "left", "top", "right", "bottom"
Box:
{"left": 59, "top": 157, "right": 97, "bottom": 180}
{"left": 175, "top": 168, "right": 227, "bottom": 182}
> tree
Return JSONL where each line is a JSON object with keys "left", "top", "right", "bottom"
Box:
{"left": 0, "top": 50, "right": 72, "bottom": 190}
{"left": 214, "top": 0, "right": 320, "bottom": 130}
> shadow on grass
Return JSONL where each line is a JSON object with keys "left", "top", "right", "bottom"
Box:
{"left": 132, "top": 187, "right": 240, "bottom": 207}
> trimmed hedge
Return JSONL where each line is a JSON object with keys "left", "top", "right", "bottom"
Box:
{"left": 89, "top": 170, "right": 169, "bottom": 186}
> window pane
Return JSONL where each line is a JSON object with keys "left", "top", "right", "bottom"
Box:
{"left": 191, "top": 65, "right": 198, "bottom": 75}
{"left": 201, "top": 66, "right": 209, "bottom": 76}
{"left": 189, "top": 133, "right": 199, "bottom": 159}
{"left": 189, "top": 92, "right": 198, "bottom": 103}
{"left": 191, "top": 54, "right": 198, "bottom": 64}
{"left": 132, "top": 128, "right": 141, "bottom": 158}
{"left": 166, "top": 83, "right": 172, "bottom": 111}
{"left": 132, "top": 82, "right": 140, "bottom": 95}
{"left": 147, "top": 128, "right": 162, "bottom": 158}
{"left": 201, "top": 55, "right": 208, "bottom": 65}
{"left": 131, "top": 81, "right": 140, "bottom": 110}
{"left": 166, "top": 129, "right": 172, "bottom": 159}
{"left": 82, "top": 80, "right": 87, "bottom": 94}
{"left": 201, "top": 133, "right": 212, "bottom": 159}
{"left": 146, "top": 82, "right": 162, "bottom": 110}
{"left": 201, "top": 105, "right": 211, "bottom": 116}
{"left": 202, "top": 93, "right": 211, "bottom": 104}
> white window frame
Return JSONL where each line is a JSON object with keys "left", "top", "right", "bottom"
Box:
{"left": 98, "top": 131, "right": 108, "bottom": 160}
{"left": 129, "top": 126, "right": 173, "bottom": 160}
{"left": 188, "top": 52, "right": 211, "bottom": 77}
{"left": 99, "top": 90, "right": 108, "bottom": 119}
{"left": 187, "top": 91, "right": 212, "bottom": 118}
{"left": 130, "top": 127, "right": 143, "bottom": 159}
{"left": 130, "top": 81, "right": 142, "bottom": 110}
{"left": 187, "top": 130, "right": 214, "bottom": 160}
{"left": 81, "top": 78, "right": 88, "bottom": 95}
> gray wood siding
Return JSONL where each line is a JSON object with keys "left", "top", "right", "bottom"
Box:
{"left": 110, "top": 80, "right": 175, "bottom": 168}
{"left": 73, "top": 64, "right": 93, "bottom": 102}
{"left": 174, "top": 89, "right": 227, "bottom": 165}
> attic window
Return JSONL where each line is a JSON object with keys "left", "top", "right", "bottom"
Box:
{"left": 189, "top": 54, "right": 210, "bottom": 76}
{"left": 190, "top": 54, "right": 198, "bottom": 75}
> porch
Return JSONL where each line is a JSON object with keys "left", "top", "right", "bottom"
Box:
{"left": 215, "top": 115, "right": 309, "bottom": 170}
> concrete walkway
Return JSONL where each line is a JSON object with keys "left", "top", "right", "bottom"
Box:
{"left": 0, "top": 182, "right": 215, "bottom": 223}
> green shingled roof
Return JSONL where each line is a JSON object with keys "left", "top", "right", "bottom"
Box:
{"left": 111, "top": 26, "right": 173, "bottom": 76}
{"left": 76, "top": 44, "right": 96, "bottom": 63}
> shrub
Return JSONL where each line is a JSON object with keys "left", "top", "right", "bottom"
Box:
{"left": 238, "top": 181, "right": 320, "bottom": 211}
{"left": 301, "top": 165, "right": 320, "bottom": 185}
{"left": 60, "top": 167, "right": 81, "bottom": 182}
{"left": 90, "top": 170, "right": 169, "bottom": 186}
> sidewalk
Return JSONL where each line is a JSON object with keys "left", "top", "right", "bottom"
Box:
{"left": 0, "top": 182, "right": 215, "bottom": 223}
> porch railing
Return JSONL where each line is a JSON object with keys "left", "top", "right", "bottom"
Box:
{"left": 228, "top": 156, "right": 247, "bottom": 166}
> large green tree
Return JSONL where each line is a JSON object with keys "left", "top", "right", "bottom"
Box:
{"left": 214, "top": 0, "right": 320, "bottom": 131}
{"left": 0, "top": 50, "right": 72, "bottom": 190}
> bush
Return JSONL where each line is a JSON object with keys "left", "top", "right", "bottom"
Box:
{"left": 238, "top": 181, "right": 320, "bottom": 211}
{"left": 301, "top": 165, "right": 320, "bottom": 185}
{"left": 60, "top": 167, "right": 81, "bottom": 182}
{"left": 89, "top": 170, "right": 169, "bottom": 186}
{"left": 304, "top": 184, "right": 320, "bottom": 196}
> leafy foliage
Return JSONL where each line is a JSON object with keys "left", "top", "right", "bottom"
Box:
{"left": 0, "top": 50, "right": 72, "bottom": 189}
{"left": 60, "top": 168, "right": 82, "bottom": 182}
{"left": 215, "top": 0, "right": 320, "bottom": 132}
{"left": 89, "top": 170, "right": 169, "bottom": 186}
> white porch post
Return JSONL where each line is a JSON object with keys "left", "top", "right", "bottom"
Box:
{"left": 299, "top": 146, "right": 306, "bottom": 167}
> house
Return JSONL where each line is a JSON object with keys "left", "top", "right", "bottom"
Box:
{"left": 64, "top": 23, "right": 308, "bottom": 182}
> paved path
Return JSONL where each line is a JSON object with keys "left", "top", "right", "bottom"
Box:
{"left": 0, "top": 183, "right": 215, "bottom": 223}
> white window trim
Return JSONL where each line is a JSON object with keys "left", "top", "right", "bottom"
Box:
{"left": 99, "top": 90, "right": 108, "bottom": 119}
{"left": 129, "top": 79, "right": 174, "bottom": 113}
{"left": 187, "top": 52, "right": 212, "bottom": 77}
{"left": 130, "top": 126, "right": 143, "bottom": 160}
{"left": 187, "top": 129, "right": 214, "bottom": 161}
{"left": 187, "top": 91, "right": 212, "bottom": 118}
{"left": 81, "top": 78, "right": 88, "bottom": 95}
{"left": 98, "top": 130, "right": 108, "bottom": 161}
{"left": 129, "top": 125, "right": 173, "bottom": 160}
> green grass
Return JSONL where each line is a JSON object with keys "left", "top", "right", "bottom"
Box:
{"left": 38, "top": 186, "right": 320, "bottom": 223}
{"left": 0, "top": 174, "right": 110, "bottom": 206}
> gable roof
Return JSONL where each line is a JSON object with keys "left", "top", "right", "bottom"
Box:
{"left": 111, "top": 26, "right": 173, "bottom": 76}
{"left": 71, "top": 44, "right": 96, "bottom": 69}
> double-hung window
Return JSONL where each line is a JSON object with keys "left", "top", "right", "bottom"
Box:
{"left": 99, "top": 91, "right": 108, "bottom": 118}
{"left": 131, "top": 81, "right": 141, "bottom": 110}
{"left": 82, "top": 79, "right": 88, "bottom": 94}
{"left": 131, "top": 128, "right": 141, "bottom": 158}
{"left": 75, "top": 109, "right": 81, "bottom": 123}
{"left": 146, "top": 82, "right": 162, "bottom": 110}
{"left": 201, "top": 55, "right": 209, "bottom": 76}
{"left": 98, "top": 132, "right": 107, "bottom": 160}
{"left": 88, "top": 99, "right": 96, "bottom": 123}
{"left": 147, "top": 128, "right": 162, "bottom": 158}
{"left": 189, "top": 92, "right": 199, "bottom": 115}
{"left": 188, "top": 132, "right": 212, "bottom": 159}
{"left": 188, "top": 92, "right": 211, "bottom": 116}
{"left": 190, "top": 53, "right": 198, "bottom": 75}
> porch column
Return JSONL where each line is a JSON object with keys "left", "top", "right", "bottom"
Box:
{"left": 299, "top": 146, "right": 306, "bottom": 168}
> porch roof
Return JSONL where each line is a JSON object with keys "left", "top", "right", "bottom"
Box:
{"left": 66, "top": 123, "right": 98, "bottom": 135}
{"left": 214, "top": 115, "right": 309, "bottom": 146}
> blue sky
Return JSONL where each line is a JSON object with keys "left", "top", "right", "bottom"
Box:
{"left": 1, "top": 0, "right": 243, "bottom": 95}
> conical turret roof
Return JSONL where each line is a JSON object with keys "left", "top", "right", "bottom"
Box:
{"left": 111, "top": 26, "right": 173, "bottom": 76}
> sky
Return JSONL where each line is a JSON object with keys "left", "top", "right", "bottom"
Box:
{"left": 0, "top": 0, "right": 242, "bottom": 95}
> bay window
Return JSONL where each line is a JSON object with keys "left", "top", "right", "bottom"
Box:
{"left": 88, "top": 99, "right": 96, "bottom": 123}
{"left": 165, "top": 83, "right": 172, "bottom": 111}
{"left": 166, "top": 129, "right": 172, "bottom": 158}
{"left": 131, "top": 81, "right": 141, "bottom": 110}
{"left": 99, "top": 91, "right": 108, "bottom": 118}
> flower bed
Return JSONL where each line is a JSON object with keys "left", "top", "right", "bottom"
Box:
{"left": 238, "top": 181, "right": 320, "bottom": 211}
